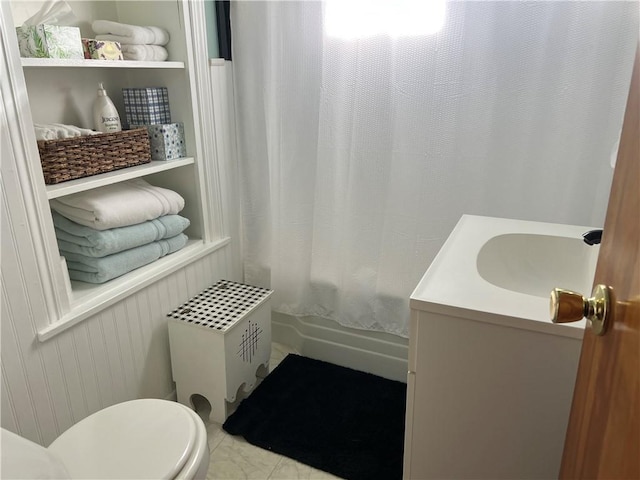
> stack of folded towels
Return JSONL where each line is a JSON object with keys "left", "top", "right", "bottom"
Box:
{"left": 51, "top": 179, "right": 189, "bottom": 284}
{"left": 92, "top": 20, "right": 170, "bottom": 61}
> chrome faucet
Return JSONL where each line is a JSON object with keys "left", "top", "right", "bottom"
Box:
{"left": 582, "top": 229, "right": 603, "bottom": 246}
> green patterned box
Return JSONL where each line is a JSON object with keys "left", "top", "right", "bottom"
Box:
{"left": 16, "top": 25, "right": 84, "bottom": 59}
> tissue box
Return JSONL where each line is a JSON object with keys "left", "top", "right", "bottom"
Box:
{"left": 82, "top": 38, "right": 123, "bottom": 60}
{"left": 122, "top": 87, "right": 171, "bottom": 126}
{"left": 137, "top": 122, "right": 186, "bottom": 161}
{"left": 16, "top": 25, "right": 84, "bottom": 59}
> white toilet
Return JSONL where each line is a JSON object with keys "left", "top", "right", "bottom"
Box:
{"left": 1, "top": 399, "right": 210, "bottom": 479}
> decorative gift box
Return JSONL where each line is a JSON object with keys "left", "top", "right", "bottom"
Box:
{"left": 82, "top": 38, "right": 123, "bottom": 60}
{"left": 137, "top": 122, "right": 186, "bottom": 161}
{"left": 122, "top": 87, "right": 171, "bottom": 127}
{"left": 16, "top": 25, "right": 84, "bottom": 59}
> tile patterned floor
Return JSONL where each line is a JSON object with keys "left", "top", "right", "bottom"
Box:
{"left": 204, "top": 343, "right": 342, "bottom": 480}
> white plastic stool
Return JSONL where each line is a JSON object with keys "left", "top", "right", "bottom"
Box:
{"left": 167, "top": 280, "right": 273, "bottom": 423}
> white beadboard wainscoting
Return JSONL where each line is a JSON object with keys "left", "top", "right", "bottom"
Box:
{"left": 1, "top": 213, "right": 239, "bottom": 448}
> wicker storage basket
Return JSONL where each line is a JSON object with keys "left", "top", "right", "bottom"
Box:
{"left": 38, "top": 128, "right": 151, "bottom": 185}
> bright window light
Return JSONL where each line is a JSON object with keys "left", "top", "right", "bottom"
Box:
{"left": 324, "top": 0, "right": 446, "bottom": 39}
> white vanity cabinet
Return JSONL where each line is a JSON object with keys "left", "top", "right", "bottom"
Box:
{"left": 403, "top": 216, "right": 587, "bottom": 480}
{"left": 2, "top": 1, "right": 228, "bottom": 340}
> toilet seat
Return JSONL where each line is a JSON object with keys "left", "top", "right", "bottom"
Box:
{"left": 48, "top": 399, "right": 207, "bottom": 479}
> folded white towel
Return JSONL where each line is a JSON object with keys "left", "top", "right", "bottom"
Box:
{"left": 34, "top": 123, "right": 97, "bottom": 141}
{"left": 34, "top": 125, "right": 58, "bottom": 141}
{"left": 50, "top": 178, "right": 185, "bottom": 230}
{"left": 92, "top": 20, "right": 170, "bottom": 46}
{"left": 120, "top": 44, "right": 168, "bottom": 61}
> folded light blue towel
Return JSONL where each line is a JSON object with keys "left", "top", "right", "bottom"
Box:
{"left": 53, "top": 212, "right": 190, "bottom": 257}
{"left": 62, "top": 233, "right": 188, "bottom": 284}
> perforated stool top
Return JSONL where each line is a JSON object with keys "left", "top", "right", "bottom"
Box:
{"left": 167, "top": 280, "right": 273, "bottom": 332}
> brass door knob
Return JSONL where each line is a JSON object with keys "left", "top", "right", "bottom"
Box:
{"left": 550, "top": 284, "right": 611, "bottom": 336}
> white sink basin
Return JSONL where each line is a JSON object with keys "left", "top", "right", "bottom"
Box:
{"left": 411, "top": 215, "right": 600, "bottom": 338}
{"left": 477, "top": 233, "right": 597, "bottom": 298}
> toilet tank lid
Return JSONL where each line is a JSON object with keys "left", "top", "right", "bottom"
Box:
{"left": 48, "top": 399, "right": 197, "bottom": 480}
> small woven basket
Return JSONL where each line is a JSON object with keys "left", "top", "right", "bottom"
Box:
{"left": 37, "top": 128, "right": 151, "bottom": 185}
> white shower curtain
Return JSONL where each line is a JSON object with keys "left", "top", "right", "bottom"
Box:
{"left": 231, "top": 1, "right": 638, "bottom": 337}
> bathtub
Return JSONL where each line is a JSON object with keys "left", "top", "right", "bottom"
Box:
{"left": 404, "top": 215, "right": 599, "bottom": 480}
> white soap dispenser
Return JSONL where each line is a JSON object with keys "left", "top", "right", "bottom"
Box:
{"left": 93, "top": 83, "right": 122, "bottom": 133}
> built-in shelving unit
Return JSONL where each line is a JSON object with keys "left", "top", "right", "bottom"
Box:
{"left": 4, "top": 0, "right": 225, "bottom": 340}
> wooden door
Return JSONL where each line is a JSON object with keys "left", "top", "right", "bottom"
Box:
{"left": 559, "top": 46, "right": 640, "bottom": 478}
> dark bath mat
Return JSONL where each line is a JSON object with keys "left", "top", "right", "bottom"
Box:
{"left": 223, "top": 354, "right": 406, "bottom": 480}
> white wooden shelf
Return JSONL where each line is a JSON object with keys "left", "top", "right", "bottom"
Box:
{"left": 38, "top": 237, "right": 232, "bottom": 342}
{"left": 46, "top": 157, "right": 195, "bottom": 199}
{"left": 21, "top": 58, "right": 185, "bottom": 69}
